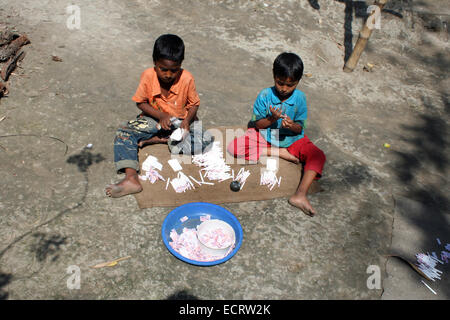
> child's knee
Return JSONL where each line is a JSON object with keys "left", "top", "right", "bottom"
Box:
{"left": 114, "top": 129, "right": 131, "bottom": 144}
{"left": 316, "top": 148, "right": 326, "bottom": 164}
{"left": 307, "top": 143, "right": 325, "bottom": 163}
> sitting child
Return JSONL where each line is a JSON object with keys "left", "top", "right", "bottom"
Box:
{"left": 106, "top": 34, "right": 211, "bottom": 198}
{"left": 227, "top": 52, "right": 326, "bottom": 216}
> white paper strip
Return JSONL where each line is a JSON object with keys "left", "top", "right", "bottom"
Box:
{"left": 421, "top": 280, "right": 437, "bottom": 295}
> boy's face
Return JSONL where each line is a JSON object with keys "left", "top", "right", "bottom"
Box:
{"left": 154, "top": 59, "right": 182, "bottom": 86}
{"left": 274, "top": 76, "right": 299, "bottom": 100}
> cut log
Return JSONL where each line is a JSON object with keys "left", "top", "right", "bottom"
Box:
{"left": 0, "top": 34, "right": 30, "bottom": 62}
{"left": 1, "top": 50, "right": 26, "bottom": 81}
{"left": 343, "top": 0, "right": 388, "bottom": 73}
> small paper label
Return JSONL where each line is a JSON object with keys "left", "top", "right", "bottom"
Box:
{"left": 266, "top": 158, "right": 278, "bottom": 172}
{"left": 168, "top": 159, "right": 183, "bottom": 172}
{"left": 142, "top": 155, "right": 163, "bottom": 171}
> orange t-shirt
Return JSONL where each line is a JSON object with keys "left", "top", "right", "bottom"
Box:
{"left": 132, "top": 68, "right": 200, "bottom": 119}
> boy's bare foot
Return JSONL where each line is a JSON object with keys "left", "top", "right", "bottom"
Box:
{"left": 105, "top": 175, "right": 143, "bottom": 198}
{"left": 279, "top": 148, "right": 300, "bottom": 164}
{"left": 263, "top": 147, "right": 299, "bottom": 164}
{"left": 138, "top": 136, "right": 169, "bottom": 148}
{"left": 288, "top": 194, "right": 316, "bottom": 217}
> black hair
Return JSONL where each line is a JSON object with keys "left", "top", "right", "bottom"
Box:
{"left": 272, "top": 52, "right": 304, "bottom": 81}
{"left": 152, "top": 34, "right": 185, "bottom": 64}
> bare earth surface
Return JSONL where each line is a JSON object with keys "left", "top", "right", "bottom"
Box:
{"left": 0, "top": 0, "right": 448, "bottom": 300}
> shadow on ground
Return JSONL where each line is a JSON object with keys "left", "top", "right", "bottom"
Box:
{"left": 0, "top": 149, "right": 105, "bottom": 298}
{"left": 0, "top": 272, "right": 12, "bottom": 300}
{"left": 385, "top": 1, "right": 449, "bottom": 297}
{"left": 166, "top": 289, "right": 200, "bottom": 300}
{"left": 31, "top": 233, "right": 68, "bottom": 262}
{"left": 67, "top": 149, "right": 106, "bottom": 172}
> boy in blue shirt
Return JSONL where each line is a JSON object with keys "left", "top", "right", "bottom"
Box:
{"left": 228, "top": 52, "right": 326, "bottom": 216}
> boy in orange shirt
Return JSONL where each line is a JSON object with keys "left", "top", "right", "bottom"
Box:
{"left": 106, "top": 34, "right": 211, "bottom": 198}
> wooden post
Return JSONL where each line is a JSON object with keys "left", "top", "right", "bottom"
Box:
{"left": 343, "top": 0, "right": 388, "bottom": 73}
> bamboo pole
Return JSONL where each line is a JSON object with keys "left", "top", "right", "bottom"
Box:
{"left": 343, "top": 0, "right": 388, "bottom": 73}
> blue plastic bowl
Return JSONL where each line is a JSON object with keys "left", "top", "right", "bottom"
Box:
{"left": 161, "top": 202, "right": 243, "bottom": 266}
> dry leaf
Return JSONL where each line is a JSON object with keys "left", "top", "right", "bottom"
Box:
{"left": 91, "top": 256, "right": 131, "bottom": 269}
{"left": 364, "top": 63, "right": 375, "bottom": 72}
{"left": 51, "top": 55, "right": 63, "bottom": 62}
{"left": 304, "top": 73, "right": 313, "bottom": 78}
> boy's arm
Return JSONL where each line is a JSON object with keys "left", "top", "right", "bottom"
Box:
{"left": 179, "top": 76, "right": 200, "bottom": 131}
{"left": 180, "top": 105, "right": 199, "bottom": 131}
{"left": 285, "top": 92, "right": 307, "bottom": 134}
{"left": 255, "top": 105, "right": 283, "bottom": 129}
{"left": 254, "top": 117, "right": 275, "bottom": 130}
{"left": 136, "top": 102, "right": 172, "bottom": 130}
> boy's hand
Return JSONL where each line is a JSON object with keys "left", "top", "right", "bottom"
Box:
{"left": 282, "top": 115, "right": 303, "bottom": 133}
{"left": 159, "top": 113, "right": 172, "bottom": 130}
{"left": 180, "top": 119, "right": 190, "bottom": 132}
{"left": 268, "top": 105, "right": 284, "bottom": 121}
{"left": 281, "top": 115, "right": 295, "bottom": 130}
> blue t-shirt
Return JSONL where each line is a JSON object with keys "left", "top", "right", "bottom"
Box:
{"left": 251, "top": 87, "right": 307, "bottom": 148}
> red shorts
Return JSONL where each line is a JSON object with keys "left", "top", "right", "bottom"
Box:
{"left": 227, "top": 128, "right": 326, "bottom": 178}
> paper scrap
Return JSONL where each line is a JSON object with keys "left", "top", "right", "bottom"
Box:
{"left": 266, "top": 158, "right": 278, "bottom": 172}
{"left": 421, "top": 280, "right": 437, "bottom": 295}
{"left": 168, "top": 158, "right": 183, "bottom": 172}
{"left": 142, "top": 155, "right": 163, "bottom": 171}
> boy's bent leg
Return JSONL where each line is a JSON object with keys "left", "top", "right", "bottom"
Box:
{"left": 270, "top": 147, "right": 300, "bottom": 164}
{"left": 106, "top": 168, "right": 142, "bottom": 198}
{"left": 106, "top": 126, "right": 149, "bottom": 198}
{"left": 286, "top": 136, "right": 326, "bottom": 216}
{"left": 131, "top": 116, "right": 166, "bottom": 148}
{"left": 289, "top": 170, "right": 318, "bottom": 216}
{"left": 138, "top": 135, "right": 169, "bottom": 148}
{"left": 227, "top": 128, "right": 270, "bottom": 162}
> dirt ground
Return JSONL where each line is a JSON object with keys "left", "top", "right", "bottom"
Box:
{"left": 0, "top": 0, "right": 448, "bottom": 300}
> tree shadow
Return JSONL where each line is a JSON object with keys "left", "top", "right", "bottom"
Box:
{"left": 392, "top": 93, "right": 449, "bottom": 210}
{"left": 30, "top": 233, "right": 67, "bottom": 262}
{"left": 340, "top": 0, "right": 370, "bottom": 62}
{"left": 0, "top": 272, "right": 12, "bottom": 300}
{"left": 67, "top": 149, "right": 105, "bottom": 172}
{"left": 0, "top": 149, "right": 95, "bottom": 293}
{"left": 393, "top": 111, "right": 448, "bottom": 184}
{"left": 166, "top": 289, "right": 200, "bottom": 300}
{"left": 385, "top": 3, "right": 450, "bottom": 296}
